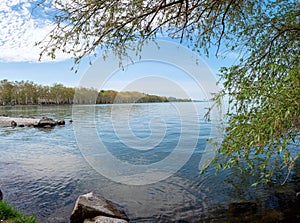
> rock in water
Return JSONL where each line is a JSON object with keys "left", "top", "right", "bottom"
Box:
{"left": 56, "top": 119, "right": 66, "bottom": 125}
{"left": 84, "top": 216, "right": 129, "bottom": 223}
{"left": 11, "top": 120, "right": 17, "bottom": 127}
{"left": 37, "top": 117, "right": 56, "bottom": 128}
{"left": 0, "top": 189, "right": 3, "bottom": 200}
{"left": 0, "top": 116, "right": 65, "bottom": 128}
{"left": 70, "top": 192, "right": 129, "bottom": 223}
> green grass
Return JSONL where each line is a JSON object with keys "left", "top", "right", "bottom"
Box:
{"left": 0, "top": 200, "right": 36, "bottom": 223}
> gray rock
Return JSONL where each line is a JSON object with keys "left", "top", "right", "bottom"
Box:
{"left": 37, "top": 117, "right": 56, "bottom": 128}
{"left": 56, "top": 119, "right": 65, "bottom": 125}
{"left": 70, "top": 192, "right": 129, "bottom": 223}
{"left": 84, "top": 216, "right": 129, "bottom": 223}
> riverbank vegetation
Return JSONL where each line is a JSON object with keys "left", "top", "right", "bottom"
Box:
{"left": 0, "top": 79, "right": 189, "bottom": 105}
{"left": 0, "top": 200, "right": 36, "bottom": 223}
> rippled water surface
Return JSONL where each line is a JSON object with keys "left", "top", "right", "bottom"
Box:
{"left": 0, "top": 104, "right": 299, "bottom": 223}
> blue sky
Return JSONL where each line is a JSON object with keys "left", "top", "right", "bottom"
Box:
{"left": 0, "top": 0, "right": 238, "bottom": 100}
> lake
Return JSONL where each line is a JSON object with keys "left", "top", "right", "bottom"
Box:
{"left": 0, "top": 103, "right": 299, "bottom": 222}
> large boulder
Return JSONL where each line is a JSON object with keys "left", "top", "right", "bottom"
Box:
{"left": 70, "top": 192, "right": 129, "bottom": 223}
{"left": 84, "top": 216, "right": 129, "bottom": 223}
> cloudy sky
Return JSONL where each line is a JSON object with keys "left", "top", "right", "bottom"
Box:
{"left": 0, "top": 0, "right": 237, "bottom": 99}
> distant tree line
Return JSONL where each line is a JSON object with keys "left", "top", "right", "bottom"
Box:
{"left": 96, "top": 90, "right": 169, "bottom": 104}
{"left": 0, "top": 79, "right": 189, "bottom": 105}
{"left": 0, "top": 79, "right": 74, "bottom": 105}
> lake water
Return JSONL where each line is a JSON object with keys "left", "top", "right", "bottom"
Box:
{"left": 0, "top": 103, "right": 299, "bottom": 223}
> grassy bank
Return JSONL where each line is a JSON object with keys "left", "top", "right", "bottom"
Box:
{"left": 0, "top": 200, "right": 36, "bottom": 223}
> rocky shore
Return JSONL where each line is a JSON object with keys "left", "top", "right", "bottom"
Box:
{"left": 1, "top": 190, "right": 129, "bottom": 223}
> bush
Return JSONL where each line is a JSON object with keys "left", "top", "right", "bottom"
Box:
{"left": 0, "top": 200, "right": 36, "bottom": 223}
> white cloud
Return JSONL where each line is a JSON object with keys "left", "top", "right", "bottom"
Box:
{"left": 0, "top": 0, "right": 71, "bottom": 62}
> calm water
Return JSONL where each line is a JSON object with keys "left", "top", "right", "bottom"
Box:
{"left": 0, "top": 103, "right": 299, "bottom": 223}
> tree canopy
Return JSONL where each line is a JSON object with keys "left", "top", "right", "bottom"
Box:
{"left": 38, "top": 0, "right": 300, "bottom": 184}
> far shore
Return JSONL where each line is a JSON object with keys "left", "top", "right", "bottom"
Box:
{"left": 0, "top": 100, "right": 200, "bottom": 108}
